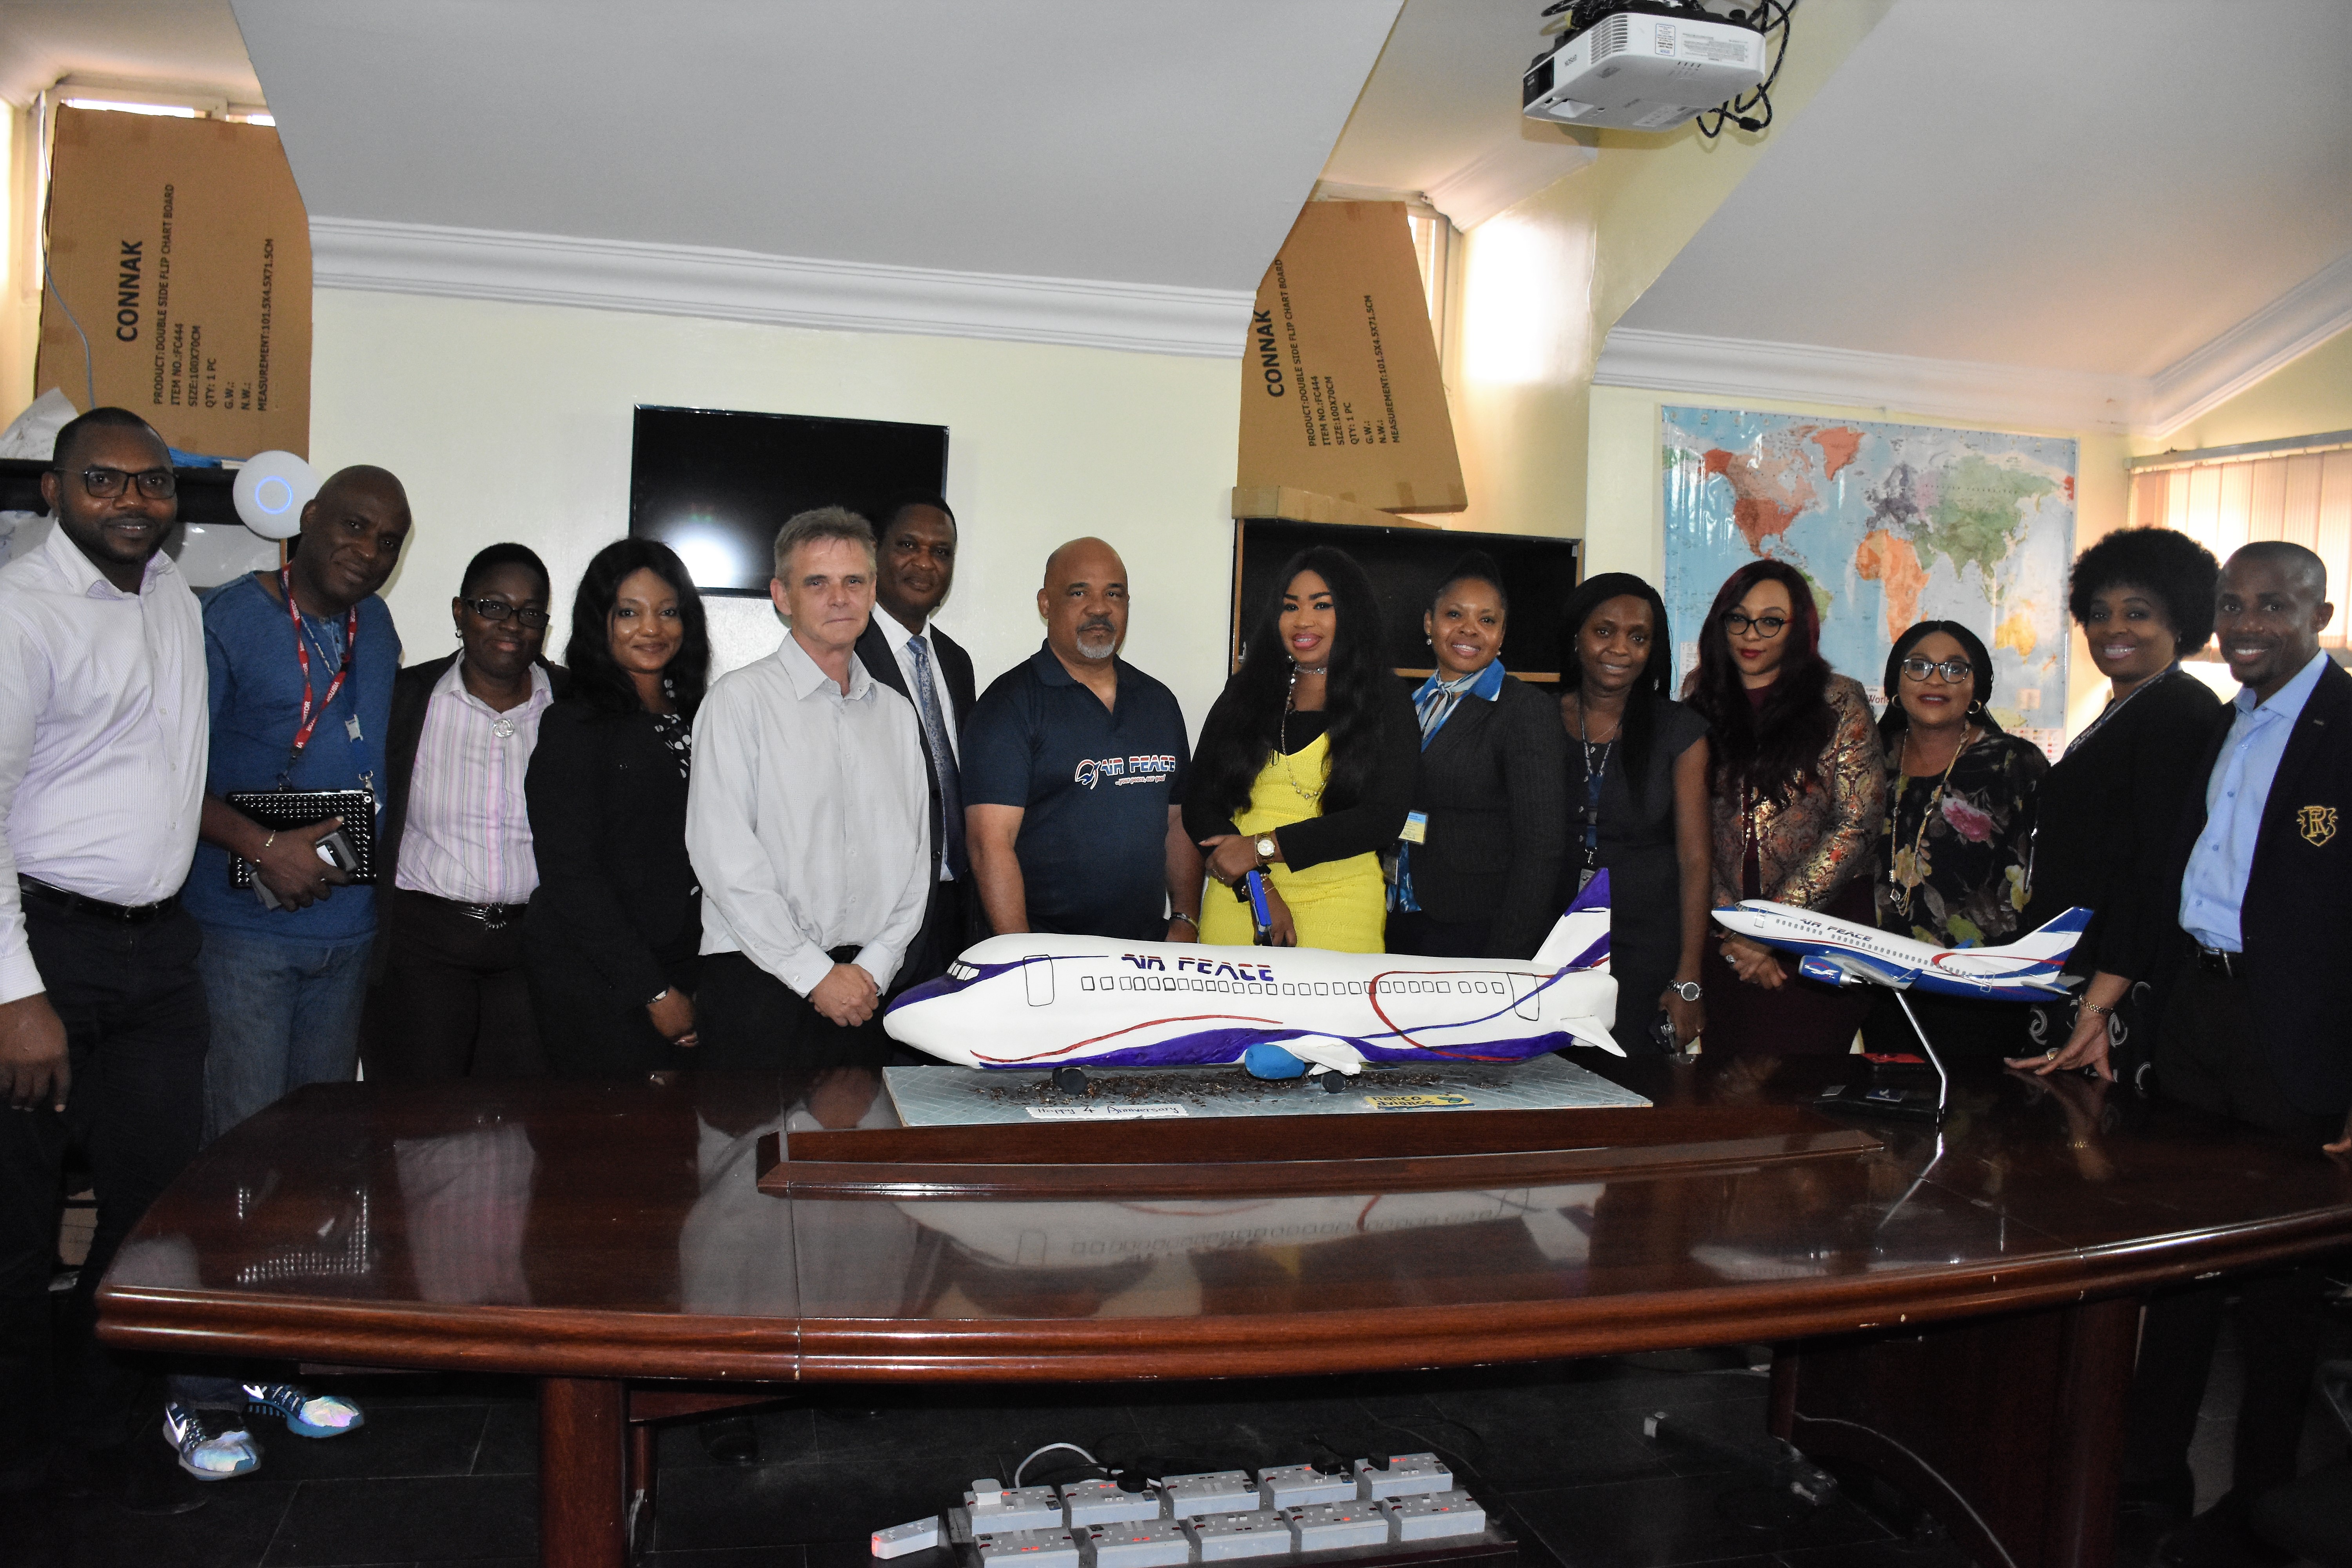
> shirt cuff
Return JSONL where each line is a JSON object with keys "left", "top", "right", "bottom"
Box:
{"left": 0, "top": 945, "right": 45, "bottom": 1007}
{"left": 851, "top": 945, "right": 899, "bottom": 995}
{"left": 780, "top": 949, "right": 836, "bottom": 998}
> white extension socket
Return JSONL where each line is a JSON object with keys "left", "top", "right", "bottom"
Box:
{"left": 1162, "top": 1470, "right": 1258, "bottom": 1519}
{"left": 1375, "top": 1490, "right": 1486, "bottom": 1543}
{"left": 976, "top": 1527, "right": 1082, "bottom": 1568}
{"left": 1354, "top": 1454, "right": 1452, "bottom": 1501}
{"left": 1081, "top": 1518, "right": 1191, "bottom": 1568}
{"left": 967, "top": 1481, "right": 1066, "bottom": 1534}
{"left": 1063, "top": 1479, "right": 1163, "bottom": 1528}
{"left": 871, "top": 1517, "right": 942, "bottom": 1559}
{"left": 1183, "top": 1511, "right": 1292, "bottom": 1562}
{"left": 1283, "top": 1501, "right": 1389, "bottom": 1552}
{"left": 1255, "top": 1464, "right": 1357, "bottom": 1510}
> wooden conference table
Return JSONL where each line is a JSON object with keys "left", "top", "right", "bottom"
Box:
{"left": 96, "top": 1055, "right": 2352, "bottom": 1568}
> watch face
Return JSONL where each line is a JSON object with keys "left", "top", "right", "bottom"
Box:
{"left": 1256, "top": 837, "right": 1277, "bottom": 857}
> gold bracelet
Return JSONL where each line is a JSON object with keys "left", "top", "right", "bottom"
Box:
{"left": 262, "top": 829, "right": 277, "bottom": 851}
{"left": 2080, "top": 1000, "right": 2115, "bottom": 1016}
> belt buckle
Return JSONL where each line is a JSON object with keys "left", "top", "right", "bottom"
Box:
{"left": 461, "top": 902, "right": 510, "bottom": 932}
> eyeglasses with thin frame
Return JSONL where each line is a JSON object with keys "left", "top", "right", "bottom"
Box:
{"left": 58, "top": 465, "right": 176, "bottom": 500}
{"left": 463, "top": 597, "right": 551, "bottom": 629}
{"left": 1899, "top": 656, "right": 1975, "bottom": 684}
{"left": 1720, "top": 610, "right": 1788, "bottom": 639}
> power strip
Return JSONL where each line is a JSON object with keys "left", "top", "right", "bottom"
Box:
{"left": 875, "top": 1454, "right": 1495, "bottom": 1566}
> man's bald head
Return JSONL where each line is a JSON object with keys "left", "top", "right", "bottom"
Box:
{"left": 294, "top": 463, "right": 414, "bottom": 612}
{"left": 1038, "top": 536, "right": 1130, "bottom": 667}
{"left": 2216, "top": 541, "right": 2335, "bottom": 702}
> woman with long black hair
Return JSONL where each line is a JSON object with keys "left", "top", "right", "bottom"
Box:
{"left": 1686, "top": 558, "right": 1887, "bottom": 1054}
{"left": 1865, "top": 618, "right": 2049, "bottom": 1059}
{"left": 1555, "top": 572, "right": 1713, "bottom": 1052}
{"left": 523, "top": 539, "right": 712, "bottom": 1076}
{"left": 1185, "top": 547, "right": 1416, "bottom": 950}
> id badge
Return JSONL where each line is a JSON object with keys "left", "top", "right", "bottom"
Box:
{"left": 1399, "top": 811, "right": 1428, "bottom": 845}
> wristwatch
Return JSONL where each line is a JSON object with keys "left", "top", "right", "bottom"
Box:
{"left": 1669, "top": 980, "right": 1703, "bottom": 1003}
{"left": 1253, "top": 835, "right": 1279, "bottom": 863}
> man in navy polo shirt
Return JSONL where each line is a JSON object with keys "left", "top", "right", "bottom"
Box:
{"left": 963, "top": 537, "right": 1203, "bottom": 944}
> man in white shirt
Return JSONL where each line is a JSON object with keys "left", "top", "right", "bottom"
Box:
{"left": 853, "top": 496, "right": 978, "bottom": 993}
{"left": 0, "top": 410, "right": 220, "bottom": 1534}
{"left": 686, "top": 508, "right": 930, "bottom": 1069}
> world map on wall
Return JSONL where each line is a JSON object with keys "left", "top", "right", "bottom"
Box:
{"left": 1661, "top": 406, "right": 2076, "bottom": 758}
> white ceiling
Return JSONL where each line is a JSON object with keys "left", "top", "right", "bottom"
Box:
{"left": 1319, "top": 0, "right": 1595, "bottom": 230}
{"left": 0, "top": 0, "right": 259, "bottom": 107}
{"left": 223, "top": 0, "right": 1401, "bottom": 296}
{"left": 1616, "top": 0, "right": 2352, "bottom": 379}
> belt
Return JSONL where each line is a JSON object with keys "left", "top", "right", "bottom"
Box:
{"left": 18, "top": 876, "right": 181, "bottom": 925}
{"left": 405, "top": 889, "right": 529, "bottom": 931}
{"left": 2196, "top": 946, "right": 2246, "bottom": 980}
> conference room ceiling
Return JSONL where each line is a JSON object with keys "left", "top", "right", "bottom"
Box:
{"left": 220, "top": 0, "right": 1403, "bottom": 298}
{"left": 1615, "top": 0, "right": 2352, "bottom": 380}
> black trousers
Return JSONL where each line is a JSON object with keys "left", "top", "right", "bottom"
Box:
{"left": 525, "top": 933, "right": 701, "bottom": 1081}
{"left": 0, "top": 900, "right": 207, "bottom": 1490}
{"left": 361, "top": 889, "right": 543, "bottom": 1082}
{"left": 2120, "top": 960, "right": 2342, "bottom": 1509}
{"left": 697, "top": 949, "right": 891, "bottom": 1073}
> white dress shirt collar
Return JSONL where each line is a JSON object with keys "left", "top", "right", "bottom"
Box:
{"left": 777, "top": 626, "right": 877, "bottom": 702}
{"left": 433, "top": 655, "right": 555, "bottom": 710}
{"left": 870, "top": 601, "right": 927, "bottom": 654}
{"left": 40, "top": 519, "right": 181, "bottom": 601}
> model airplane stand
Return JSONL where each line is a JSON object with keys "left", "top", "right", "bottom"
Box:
{"left": 1811, "top": 989, "right": 1950, "bottom": 1124}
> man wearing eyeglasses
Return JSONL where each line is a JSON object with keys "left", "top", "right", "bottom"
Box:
{"left": 361, "top": 543, "right": 567, "bottom": 1082}
{"left": 0, "top": 409, "right": 213, "bottom": 1536}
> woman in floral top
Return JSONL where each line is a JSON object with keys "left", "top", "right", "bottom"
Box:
{"left": 1864, "top": 620, "right": 2049, "bottom": 1058}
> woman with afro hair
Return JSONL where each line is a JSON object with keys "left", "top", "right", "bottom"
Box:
{"left": 2006, "top": 526, "right": 2223, "bottom": 1084}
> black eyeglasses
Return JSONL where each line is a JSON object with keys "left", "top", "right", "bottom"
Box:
{"left": 1720, "top": 610, "right": 1788, "bottom": 638}
{"left": 58, "top": 465, "right": 176, "bottom": 500}
{"left": 1899, "top": 656, "right": 1975, "bottom": 684}
{"left": 463, "top": 598, "right": 550, "bottom": 628}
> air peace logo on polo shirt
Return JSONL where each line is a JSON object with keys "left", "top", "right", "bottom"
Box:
{"left": 1074, "top": 753, "right": 1180, "bottom": 789}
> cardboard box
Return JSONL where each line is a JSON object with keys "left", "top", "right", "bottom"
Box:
{"left": 1236, "top": 201, "right": 1465, "bottom": 514}
{"left": 36, "top": 107, "right": 310, "bottom": 458}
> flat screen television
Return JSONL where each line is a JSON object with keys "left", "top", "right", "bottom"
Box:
{"left": 627, "top": 405, "right": 950, "bottom": 596}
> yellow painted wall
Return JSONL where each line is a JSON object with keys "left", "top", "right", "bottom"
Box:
{"left": 0, "top": 105, "right": 40, "bottom": 423}
{"left": 309, "top": 289, "right": 1244, "bottom": 730}
{"left": 2143, "top": 324, "right": 2352, "bottom": 456}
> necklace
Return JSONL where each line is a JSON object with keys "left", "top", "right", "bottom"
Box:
{"left": 1573, "top": 697, "right": 1615, "bottom": 887}
{"left": 1279, "top": 664, "right": 1327, "bottom": 804}
{"left": 1889, "top": 724, "right": 1973, "bottom": 921}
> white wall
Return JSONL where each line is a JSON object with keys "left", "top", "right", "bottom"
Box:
{"left": 309, "top": 289, "right": 1243, "bottom": 729}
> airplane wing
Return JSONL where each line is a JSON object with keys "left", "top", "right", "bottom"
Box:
{"left": 1795, "top": 951, "right": 1912, "bottom": 989}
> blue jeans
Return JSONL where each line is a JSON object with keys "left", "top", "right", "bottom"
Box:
{"left": 196, "top": 926, "right": 372, "bottom": 1144}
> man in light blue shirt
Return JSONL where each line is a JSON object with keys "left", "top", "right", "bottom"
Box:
{"left": 2176, "top": 628, "right": 2331, "bottom": 954}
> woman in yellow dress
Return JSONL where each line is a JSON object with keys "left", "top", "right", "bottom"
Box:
{"left": 1185, "top": 548, "right": 1416, "bottom": 950}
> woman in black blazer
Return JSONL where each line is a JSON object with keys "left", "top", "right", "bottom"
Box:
{"left": 523, "top": 539, "right": 711, "bottom": 1078}
{"left": 1388, "top": 553, "right": 1568, "bottom": 960}
{"left": 2008, "top": 526, "right": 2223, "bottom": 1084}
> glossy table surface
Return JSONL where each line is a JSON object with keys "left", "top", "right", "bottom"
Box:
{"left": 96, "top": 1053, "right": 2352, "bottom": 1383}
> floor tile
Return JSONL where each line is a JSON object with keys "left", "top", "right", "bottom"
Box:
{"left": 1774, "top": 1536, "right": 1976, "bottom": 1566}
{"left": 467, "top": 1399, "right": 538, "bottom": 1477}
{"left": 245, "top": 1403, "right": 492, "bottom": 1483}
{"left": 60, "top": 1478, "right": 299, "bottom": 1568}
{"left": 1508, "top": 1470, "right": 1893, "bottom": 1568}
{"left": 652, "top": 1460, "right": 935, "bottom": 1552}
{"left": 260, "top": 1475, "right": 538, "bottom": 1565}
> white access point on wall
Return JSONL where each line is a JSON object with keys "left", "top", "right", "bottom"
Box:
{"left": 1522, "top": 8, "right": 1768, "bottom": 131}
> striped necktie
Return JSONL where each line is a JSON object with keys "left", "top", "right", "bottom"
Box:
{"left": 906, "top": 635, "right": 967, "bottom": 879}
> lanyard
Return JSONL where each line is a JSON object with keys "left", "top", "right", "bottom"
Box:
{"left": 280, "top": 563, "right": 358, "bottom": 782}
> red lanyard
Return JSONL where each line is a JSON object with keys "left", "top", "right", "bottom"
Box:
{"left": 282, "top": 562, "right": 358, "bottom": 775}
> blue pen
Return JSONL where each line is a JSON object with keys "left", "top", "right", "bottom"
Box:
{"left": 1244, "top": 868, "right": 1274, "bottom": 944}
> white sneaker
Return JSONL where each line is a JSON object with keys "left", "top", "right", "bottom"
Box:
{"left": 162, "top": 1402, "right": 260, "bottom": 1479}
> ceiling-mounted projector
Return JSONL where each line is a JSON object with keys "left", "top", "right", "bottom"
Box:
{"left": 1523, "top": 6, "right": 1768, "bottom": 132}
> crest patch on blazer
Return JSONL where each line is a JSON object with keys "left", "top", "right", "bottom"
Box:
{"left": 2298, "top": 804, "right": 2337, "bottom": 846}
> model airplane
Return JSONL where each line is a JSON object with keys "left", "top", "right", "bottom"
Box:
{"left": 1708, "top": 900, "right": 2091, "bottom": 1002}
{"left": 884, "top": 875, "right": 1623, "bottom": 1081}
{"left": 1708, "top": 898, "right": 2091, "bottom": 1120}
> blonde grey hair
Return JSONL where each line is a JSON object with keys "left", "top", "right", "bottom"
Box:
{"left": 772, "top": 506, "right": 877, "bottom": 581}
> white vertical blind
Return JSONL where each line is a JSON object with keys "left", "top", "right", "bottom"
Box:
{"left": 2131, "top": 444, "right": 2352, "bottom": 648}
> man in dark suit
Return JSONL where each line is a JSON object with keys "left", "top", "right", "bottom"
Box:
{"left": 361, "top": 543, "right": 567, "bottom": 1080}
{"left": 852, "top": 497, "right": 977, "bottom": 993}
{"left": 2122, "top": 540, "right": 2348, "bottom": 1567}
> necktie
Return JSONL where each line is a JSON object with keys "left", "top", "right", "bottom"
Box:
{"left": 906, "top": 636, "right": 967, "bottom": 879}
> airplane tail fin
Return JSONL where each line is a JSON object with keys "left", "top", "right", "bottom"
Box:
{"left": 1532, "top": 871, "right": 1611, "bottom": 973}
{"left": 1983, "top": 906, "right": 2093, "bottom": 966}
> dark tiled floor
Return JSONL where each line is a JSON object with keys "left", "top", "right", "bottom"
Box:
{"left": 47, "top": 1350, "right": 1993, "bottom": 1568}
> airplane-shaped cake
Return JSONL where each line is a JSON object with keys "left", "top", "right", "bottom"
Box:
{"left": 1708, "top": 898, "right": 2091, "bottom": 1002}
{"left": 884, "top": 874, "right": 1623, "bottom": 1080}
